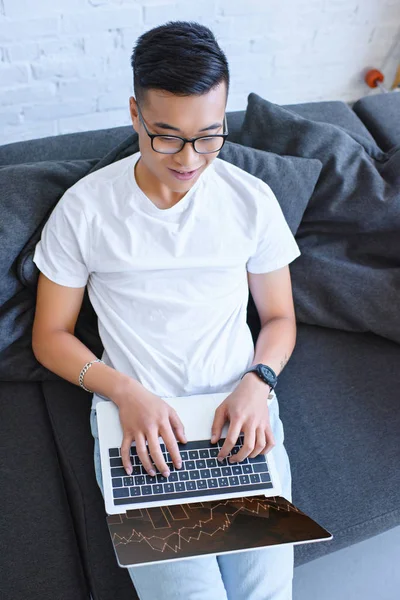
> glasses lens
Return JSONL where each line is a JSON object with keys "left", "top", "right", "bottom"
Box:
{"left": 153, "top": 136, "right": 184, "bottom": 154}
{"left": 194, "top": 136, "right": 224, "bottom": 153}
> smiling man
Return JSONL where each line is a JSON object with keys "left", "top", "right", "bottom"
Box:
{"left": 32, "top": 21, "right": 300, "bottom": 600}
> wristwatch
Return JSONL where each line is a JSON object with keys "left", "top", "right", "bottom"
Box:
{"left": 241, "top": 363, "right": 278, "bottom": 390}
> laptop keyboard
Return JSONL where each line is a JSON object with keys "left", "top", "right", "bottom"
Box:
{"left": 109, "top": 435, "right": 273, "bottom": 506}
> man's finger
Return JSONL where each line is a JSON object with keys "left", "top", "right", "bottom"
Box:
{"left": 120, "top": 435, "right": 133, "bottom": 475}
{"left": 210, "top": 404, "right": 226, "bottom": 443}
{"left": 248, "top": 428, "right": 267, "bottom": 459}
{"left": 135, "top": 434, "right": 156, "bottom": 477}
{"left": 230, "top": 426, "right": 255, "bottom": 463}
{"left": 161, "top": 424, "right": 183, "bottom": 471}
{"left": 217, "top": 420, "right": 242, "bottom": 461}
{"left": 261, "top": 432, "right": 276, "bottom": 455}
{"left": 147, "top": 431, "right": 170, "bottom": 477}
{"left": 169, "top": 410, "right": 187, "bottom": 445}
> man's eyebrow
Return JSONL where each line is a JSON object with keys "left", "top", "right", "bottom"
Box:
{"left": 153, "top": 121, "right": 222, "bottom": 133}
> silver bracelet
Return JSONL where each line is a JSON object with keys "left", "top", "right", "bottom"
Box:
{"left": 79, "top": 359, "right": 105, "bottom": 393}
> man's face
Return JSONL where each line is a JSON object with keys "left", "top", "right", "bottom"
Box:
{"left": 129, "top": 83, "right": 227, "bottom": 193}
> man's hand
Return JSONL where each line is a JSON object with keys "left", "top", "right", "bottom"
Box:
{"left": 210, "top": 374, "right": 275, "bottom": 463}
{"left": 112, "top": 380, "right": 187, "bottom": 477}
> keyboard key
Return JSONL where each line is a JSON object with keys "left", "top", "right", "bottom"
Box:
{"left": 156, "top": 474, "right": 168, "bottom": 483}
{"left": 134, "top": 456, "right": 142, "bottom": 466}
{"left": 249, "top": 454, "right": 266, "bottom": 463}
{"left": 129, "top": 447, "right": 136, "bottom": 456}
{"left": 250, "top": 474, "right": 261, "bottom": 483}
{"left": 186, "top": 481, "right": 196, "bottom": 491}
{"left": 164, "top": 483, "right": 174, "bottom": 493}
{"left": 229, "top": 476, "right": 240, "bottom": 486}
{"left": 242, "top": 465, "right": 252, "bottom": 474}
{"left": 260, "top": 473, "right": 271, "bottom": 483}
{"left": 190, "top": 470, "right": 200, "bottom": 480}
{"left": 211, "top": 468, "right": 220, "bottom": 478}
{"left": 253, "top": 463, "right": 268, "bottom": 473}
{"left": 109, "top": 448, "right": 119, "bottom": 458}
{"left": 222, "top": 467, "right": 232, "bottom": 476}
{"left": 112, "top": 477, "right": 123, "bottom": 488}
{"left": 199, "top": 449, "right": 209, "bottom": 458}
{"left": 131, "top": 466, "right": 142, "bottom": 475}
{"left": 152, "top": 484, "right": 163, "bottom": 494}
{"left": 135, "top": 475, "right": 145, "bottom": 486}
{"left": 169, "top": 472, "right": 178, "bottom": 482}
{"left": 123, "top": 477, "right": 134, "bottom": 487}
{"left": 185, "top": 460, "right": 196, "bottom": 470}
{"left": 130, "top": 487, "right": 141, "bottom": 496}
{"left": 142, "top": 486, "right": 152, "bottom": 495}
{"left": 111, "top": 467, "right": 126, "bottom": 477}
{"left": 113, "top": 487, "right": 129, "bottom": 498}
{"left": 196, "top": 459, "right": 207, "bottom": 469}
{"left": 145, "top": 475, "right": 157, "bottom": 484}
{"left": 207, "top": 458, "right": 217, "bottom": 468}
{"left": 239, "top": 475, "right": 250, "bottom": 485}
{"left": 218, "top": 477, "right": 229, "bottom": 487}
{"left": 180, "top": 451, "right": 189, "bottom": 461}
{"left": 179, "top": 472, "right": 189, "bottom": 481}
{"left": 189, "top": 450, "right": 199, "bottom": 460}
{"left": 217, "top": 457, "right": 228, "bottom": 466}
{"left": 232, "top": 465, "right": 242, "bottom": 475}
{"left": 231, "top": 446, "right": 240, "bottom": 455}
{"left": 207, "top": 479, "right": 218, "bottom": 488}
{"left": 209, "top": 448, "right": 219, "bottom": 457}
{"left": 200, "top": 469, "right": 211, "bottom": 479}
{"left": 175, "top": 482, "right": 185, "bottom": 492}
{"left": 197, "top": 480, "right": 207, "bottom": 489}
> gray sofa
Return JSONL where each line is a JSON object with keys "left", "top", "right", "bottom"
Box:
{"left": 0, "top": 91, "right": 399, "bottom": 600}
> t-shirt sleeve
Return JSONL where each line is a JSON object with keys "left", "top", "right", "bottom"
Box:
{"left": 246, "top": 181, "right": 301, "bottom": 274}
{"left": 33, "top": 189, "right": 90, "bottom": 287}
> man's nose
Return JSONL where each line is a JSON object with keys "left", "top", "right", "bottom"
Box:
{"left": 174, "top": 141, "right": 200, "bottom": 167}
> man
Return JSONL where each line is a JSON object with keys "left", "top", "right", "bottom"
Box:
{"left": 32, "top": 21, "right": 300, "bottom": 600}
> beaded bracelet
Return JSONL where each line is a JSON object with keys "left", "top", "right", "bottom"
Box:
{"left": 79, "top": 359, "right": 105, "bottom": 393}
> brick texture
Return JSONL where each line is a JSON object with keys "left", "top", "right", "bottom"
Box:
{"left": 0, "top": 0, "right": 399, "bottom": 144}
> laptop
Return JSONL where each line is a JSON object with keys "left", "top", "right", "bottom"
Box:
{"left": 96, "top": 392, "right": 283, "bottom": 515}
{"left": 96, "top": 393, "right": 333, "bottom": 568}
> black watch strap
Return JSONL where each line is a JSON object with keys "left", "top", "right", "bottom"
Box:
{"left": 241, "top": 363, "right": 278, "bottom": 389}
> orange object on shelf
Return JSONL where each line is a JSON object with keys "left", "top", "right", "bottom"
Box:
{"left": 365, "top": 69, "right": 385, "bottom": 88}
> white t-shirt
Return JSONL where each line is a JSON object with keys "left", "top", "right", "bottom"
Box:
{"left": 33, "top": 152, "right": 300, "bottom": 409}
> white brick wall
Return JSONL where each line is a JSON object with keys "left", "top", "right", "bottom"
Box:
{"left": 0, "top": 0, "right": 399, "bottom": 145}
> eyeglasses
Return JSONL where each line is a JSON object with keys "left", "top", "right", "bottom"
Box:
{"left": 136, "top": 104, "right": 228, "bottom": 155}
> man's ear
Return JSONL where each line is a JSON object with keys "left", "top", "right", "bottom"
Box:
{"left": 129, "top": 96, "right": 139, "bottom": 133}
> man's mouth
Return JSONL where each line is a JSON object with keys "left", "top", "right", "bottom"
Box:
{"left": 168, "top": 167, "right": 200, "bottom": 181}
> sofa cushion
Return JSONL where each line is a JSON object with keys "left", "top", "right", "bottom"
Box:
{"left": 42, "top": 380, "right": 139, "bottom": 600}
{"left": 0, "top": 382, "right": 89, "bottom": 600}
{"left": 239, "top": 93, "right": 400, "bottom": 344}
{"left": 0, "top": 158, "right": 101, "bottom": 381}
{"left": 353, "top": 92, "right": 400, "bottom": 151}
{"left": 278, "top": 324, "right": 400, "bottom": 566}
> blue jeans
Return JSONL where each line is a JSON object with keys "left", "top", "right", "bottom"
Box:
{"left": 90, "top": 394, "right": 293, "bottom": 600}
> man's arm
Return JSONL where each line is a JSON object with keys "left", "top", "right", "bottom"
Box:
{"left": 32, "top": 273, "right": 186, "bottom": 477}
{"left": 32, "top": 273, "right": 135, "bottom": 399}
{"left": 212, "top": 265, "right": 297, "bottom": 461}
{"left": 246, "top": 265, "right": 297, "bottom": 385}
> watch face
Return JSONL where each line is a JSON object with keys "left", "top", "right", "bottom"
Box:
{"left": 260, "top": 365, "right": 271, "bottom": 378}
{"left": 259, "top": 365, "right": 276, "bottom": 385}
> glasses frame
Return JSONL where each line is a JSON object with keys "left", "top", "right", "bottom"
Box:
{"left": 136, "top": 104, "right": 229, "bottom": 155}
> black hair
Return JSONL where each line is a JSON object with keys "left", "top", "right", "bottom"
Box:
{"left": 131, "top": 21, "right": 229, "bottom": 104}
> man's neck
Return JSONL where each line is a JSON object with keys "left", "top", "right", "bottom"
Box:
{"left": 134, "top": 157, "right": 187, "bottom": 210}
